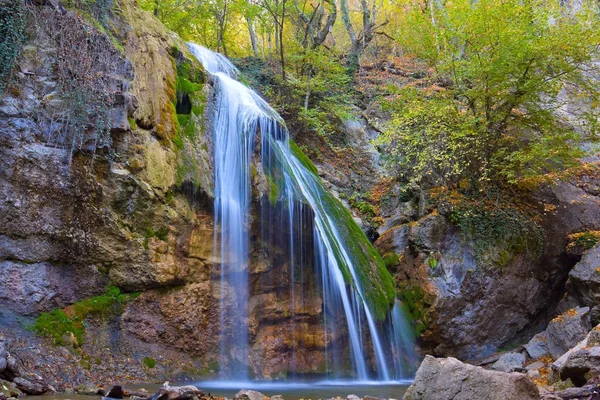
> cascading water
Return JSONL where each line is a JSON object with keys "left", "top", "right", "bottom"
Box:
{"left": 187, "top": 43, "right": 416, "bottom": 383}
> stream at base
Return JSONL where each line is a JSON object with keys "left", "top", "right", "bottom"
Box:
{"left": 30, "top": 383, "right": 409, "bottom": 400}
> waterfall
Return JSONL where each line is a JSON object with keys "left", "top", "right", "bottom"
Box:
{"left": 187, "top": 43, "right": 416, "bottom": 382}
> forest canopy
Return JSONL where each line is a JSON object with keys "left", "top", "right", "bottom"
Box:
{"left": 138, "top": 0, "right": 600, "bottom": 191}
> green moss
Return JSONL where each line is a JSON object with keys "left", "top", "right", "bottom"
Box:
{"left": 128, "top": 117, "right": 137, "bottom": 130}
{"left": 172, "top": 132, "right": 184, "bottom": 150}
{"left": 32, "top": 286, "right": 140, "bottom": 346}
{"left": 382, "top": 252, "right": 399, "bottom": 270}
{"left": 265, "top": 173, "right": 279, "bottom": 206}
{"left": 155, "top": 226, "right": 169, "bottom": 241}
{"left": 316, "top": 180, "right": 396, "bottom": 321}
{"left": 145, "top": 226, "right": 169, "bottom": 242}
{"left": 143, "top": 357, "right": 156, "bottom": 368}
{"left": 289, "top": 140, "right": 319, "bottom": 176}
{"left": 398, "top": 284, "right": 431, "bottom": 336}
{"left": 177, "top": 114, "right": 191, "bottom": 127}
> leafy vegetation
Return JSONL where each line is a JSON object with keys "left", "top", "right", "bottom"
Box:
{"left": 567, "top": 231, "right": 600, "bottom": 253}
{"left": 377, "top": 0, "right": 599, "bottom": 189}
{"left": 143, "top": 356, "right": 157, "bottom": 368}
{"left": 32, "top": 286, "right": 140, "bottom": 346}
{"left": 0, "top": 0, "right": 26, "bottom": 94}
{"left": 449, "top": 204, "right": 544, "bottom": 267}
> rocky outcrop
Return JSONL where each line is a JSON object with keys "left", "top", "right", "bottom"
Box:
{"left": 566, "top": 243, "right": 600, "bottom": 308}
{"left": 552, "top": 324, "right": 600, "bottom": 386}
{"left": 376, "top": 167, "right": 600, "bottom": 360}
{"left": 546, "top": 307, "right": 592, "bottom": 360}
{"left": 403, "top": 355, "right": 539, "bottom": 400}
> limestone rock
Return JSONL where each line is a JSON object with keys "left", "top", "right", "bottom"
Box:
{"left": 546, "top": 307, "right": 592, "bottom": 359}
{"left": 403, "top": 356, "right": 539, "bottom": 400}
{"left": 491, "top": 352, "right": 526, "bottom": 372}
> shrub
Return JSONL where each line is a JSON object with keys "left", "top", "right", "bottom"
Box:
{"left": 143, "top": 356, "right": 156, "bottom": 368}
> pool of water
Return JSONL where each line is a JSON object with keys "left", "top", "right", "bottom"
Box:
{"left": 31, "top": 382, "right": 410, "bottom": 400}
{"left": 195, "top": 381, "right": 410, "bottom": 399}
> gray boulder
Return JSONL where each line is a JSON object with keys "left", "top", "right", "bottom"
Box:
{"left": 13, "top": 377, "right": 47, "bottom": 395}
{"left": 553, "top": 325, "right": 600, "bottom": 386}
{"left": 403, "top": 355, "right": 539, "bottom": 400}
{"left": 234, "top": 390, "right": 268, "bottom": 400}
{"left": 491, "top": 352, "right": 526, "bottom": 372}
{"left": 568, "top": 243, "right": 600, "bottom": 307}
{"left": 546, "top": 307, "right": 591, "bottom": 359}
{"left": 525, "top": 332, "right": 551, "bottom": 359}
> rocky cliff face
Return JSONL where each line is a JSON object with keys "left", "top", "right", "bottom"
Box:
{"left": 0, "top": 0, "right": 341, "bottom": 385}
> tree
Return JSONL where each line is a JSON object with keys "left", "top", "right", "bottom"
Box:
{"left": 377, "top": 0, "right": 600, "bottom": 187}
{"left": 339, "top": 0, "right": 389, "bottom": 72}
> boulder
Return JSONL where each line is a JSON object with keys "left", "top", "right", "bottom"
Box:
{"left": 152, "top": 383, "right": 204, "bottom": 400}
{"left": 568, "top": 243, "right": 600, "bottom": 307}
{"left": 491, "top": 352, "right": 526, "bottom": 372}
{"left": 526, "top": 361, "right": 546, "bottom": 371}
{"left": 76, "top": 382, "right": 100, "bottom": 395}
{"left": 525, "top": 332, "right": 551, "bottom": 359}
{"left": 13, "top": 377, "right": 47, "bottom": 395}
{"left": 403, "top": 355, "right": 539, "bottom": 400}
{"left": 234, "top": 390, "right": 268, "bottom": 400}
{"left": 551, "top": 325, "right": 600, "bottom": 386}
{"left": 546, "top": 307, "right": 592, "bottom": 359}
{"left": 105, "top": 385, "right": 125, "bottom": 399}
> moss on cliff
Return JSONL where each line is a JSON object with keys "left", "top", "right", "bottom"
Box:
{"left": 32, "top": 286, "right": 140, "bottom": 346}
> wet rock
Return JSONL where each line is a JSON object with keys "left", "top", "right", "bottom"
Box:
{"left": 13, "top": 377, "right": 47, "bottom": 395}
{"left": 547, "top": 307, "right": 592, "bottom": 359}
{"left": 105, "top": 385, "right": 124, "bottom": 399}
{"left": 491, "top": 352, "right": 526, "bottom": 372}
{"left": 234, "top": 390, "right": 268, "bottom": 400}
{"left": 525, "top": 332, "right": 551, "bottom": 359}
{"left": 403, "top": 355, "right": 539, "bottom": 400}
{"left": 346, "top": 395, "right": 361, "bottom": 400}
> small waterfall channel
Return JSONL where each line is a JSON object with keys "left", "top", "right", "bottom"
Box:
{"left": 187, "top": 43, "right": 416, "bottom": 383}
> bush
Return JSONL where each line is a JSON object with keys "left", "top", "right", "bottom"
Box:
{"left": 143, "top": 356, "right": 156, "bottom": 368}
{"left": 0, "top": 0, "right": 26, "bottom": 93}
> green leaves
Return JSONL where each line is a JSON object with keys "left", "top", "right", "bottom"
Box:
{"left": 380, "top": 0, "right": 600, "bottom": 188}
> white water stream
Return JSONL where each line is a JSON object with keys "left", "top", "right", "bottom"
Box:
{"left": 187, "top": 43, "right": 416, "bottom": 383}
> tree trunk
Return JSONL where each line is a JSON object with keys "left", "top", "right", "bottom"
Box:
{"left": 246, "top": 17, "right": 259, "bottom": 56}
